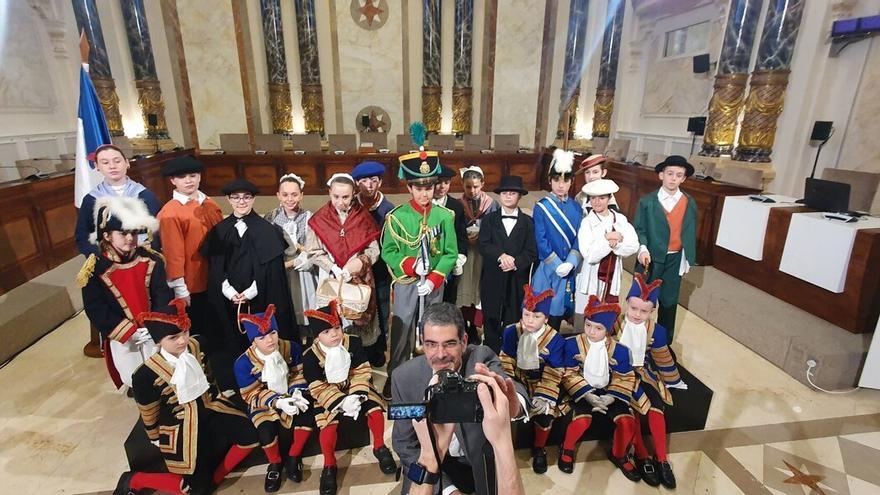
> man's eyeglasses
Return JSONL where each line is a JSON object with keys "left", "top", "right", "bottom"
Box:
{"left": 229, "top": 194, "right": 254, "bottom": 203}
{"left": 422, "top": 339, "right": 462, "bottom": 351}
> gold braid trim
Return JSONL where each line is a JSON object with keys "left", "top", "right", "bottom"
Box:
{"left": 76, "top": 254, "right": 97, "bottom": 288}
{"left": 142, "top": 245, "right": 165, "bottom": 264}
{"left": 386, "top": 214, "right": 429, "bottom": 249}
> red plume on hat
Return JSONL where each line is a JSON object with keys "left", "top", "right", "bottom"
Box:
{"left": 136, "top": 298, "right": 191, "bottom": 331}
{"left": 522, "top": 284, "right": 554, "bottom": 314}
{"left": 626, "top": 272, "right": 662, "bottom": 306}
{"left": 304, "top": 300, "right": 342, "bottom": 329}
{"left": 238, "top": 304, "right": 277, "bottom": 340}
{"left": 584, "top": 295, "right": 620, "bottom": 331}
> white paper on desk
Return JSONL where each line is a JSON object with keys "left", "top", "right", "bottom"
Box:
{"left": 715, "top": 195, "right": 798, "bottom": 261}
{"left": 779, "top": 212, "right": 880, "bottom": 293}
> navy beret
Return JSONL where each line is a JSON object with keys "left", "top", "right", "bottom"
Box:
{"left": 351, "top": 161, "right": 386, "bottom": 180}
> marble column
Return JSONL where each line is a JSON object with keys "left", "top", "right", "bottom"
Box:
{"left": 452, "top": 0, "right": 474, "bottom": 134}
{"left": 71, "top": 0, "right": 124, "bottom": 136}
{"left": 700, "top": 0, "right": 762, "bottom": 156}
{"left": 557, "top": 0, "right": 588, "bottom": 139}
{"left": 592, "top": 0, "right": 625, "bottom": 138}
{"left": 293, "top": 0, "right": 324, "bottom": 134}
{"left": 422, "top": 0, "right": 442, "bottom": 133}
{"left": 259, "top": 0, "right": 293, "bottom": 134}
{"left": 734, "top": 0, "right": 805, "bottom": 162}
{"left": 119, "top": 0, "right": 169, "bottom": 138}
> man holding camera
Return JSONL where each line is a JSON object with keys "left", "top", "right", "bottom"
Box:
{"left": 390, "top": 303, "right": 528, "bottom": 495}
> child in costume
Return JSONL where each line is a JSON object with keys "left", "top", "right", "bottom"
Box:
{"left": 381, "top": 123, "right": 457, "bottom": 398}
{"left": 558, "top": 296, "right": 639, "bottom": 480}
{"left": 157, "top": 155, "right": 224, "bottom": 339}
{"left": 80, "top": 196, "right": 171, "bottom": 389}
{"left": 573, "top": 154, "right": 619, "bottom": 215}
{"left": 114, "top": 299, "right": 259, "bottom": 495}
{"left": 456, "top": 165, "right": 499, "bottom": 307}
{"left": 498, "top": 285, "right": 566, "bottom": 474}
{"left": 633, "top": 155, "right": 698, "bottom": 340}
{"left": 574, "top": 178, "right": 638, "bottom": 320}
{"left": 531, "top": 148, "right": 583, "bottom": 332}
{"left": 234, "top": 304, "right": 316, "bottom": 492}
{"left": 432, "top": 165, "right": 470, "bottom": 304}
{"left": 612, "top": 273, "right": 688, "bottom": 489}
{"left": 478, "top": 175, "right": 537, "bottom": 353}
{"left": 264, "top": 173, "right": 319, "bottom": 330}
{"left": 302, "top": 301, "right": 397, "bottom": 495}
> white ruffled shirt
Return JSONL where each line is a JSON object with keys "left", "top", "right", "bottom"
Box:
{"left": 517, "top": 325, "right": 545, "bottom": 370}
{"left": 319, "top": 341, "right": 351, "bottom": 384}
{"left": 620, "top": 319, "right": 648, "bottom": 367}
{"left": 161, "top": 348, "right": 210, "bottom": 405}
{"left": 583, "top": 337, "right": 610, "bottom": 389}
{"left": 256, "top": 349, "right": 289, "bottom": 394}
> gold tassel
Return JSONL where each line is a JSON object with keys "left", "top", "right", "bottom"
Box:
{"left": 76, "top": 254, "right": 97, "bottom": 288}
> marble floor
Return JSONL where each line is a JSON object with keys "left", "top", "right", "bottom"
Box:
{"left": 2, "top": 303, "right": 880, "bottom": 495}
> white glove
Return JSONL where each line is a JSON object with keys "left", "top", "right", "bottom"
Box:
{"left": 667, "top": 380, "right": 688, "bottom": 391}
{"left": 275, "top": 397, "right": 300, "bottom": 416}
{"left": 584, "top": 392, "right": 607, "bottom": 412}
{"left": 414, "top": 257, "right": 430, "bottom": 276}
{"left": 331, "top": 265, "right": 344, "bottom": 279}
{"left": 555, "top": 262, "right": 574, "bottom": 277}
{"left": 293, "top": 252, "right": 311, "bottom": 271}
{"left": 290, "top": 389, "right": 310, "bottom": 413}
{"left": 532, "top": 397, "right": 555, "bottom": 416}
{"left": 417, "top": 279, "right": 435, "bottom": 296}
{"left": 339, "top": 394, "right": 364, "bottom": 420}
{"left": 340, "top": 269, "right": 352, "bottom": 282}
{"left": 597, "top": 394, "right": 615, "bottom": 409}
{"left": 452, "top": 254, "right": 466, "bottom": 276}
{"left": 131, "top": 327, "right": 153, "bottom": 347}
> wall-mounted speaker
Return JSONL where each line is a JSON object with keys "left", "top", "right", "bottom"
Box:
{"left": 687, "top": 116, "right": 706, "bottom": 136}
{"left": 810, "top": 121, "right": 833, "bottom": 142}
{"left": 693, "top": 53, "right": 710, "bottom": 73}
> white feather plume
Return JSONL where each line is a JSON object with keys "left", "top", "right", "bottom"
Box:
{"left": 550, "top": 148, "right": 575, "bottom": 174}
{"left": 89, "top": 196, "right": 159, "bottom": 244}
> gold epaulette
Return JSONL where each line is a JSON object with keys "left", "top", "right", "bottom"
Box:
{"left": 76, "top": 254, "right": 97, "bottom": 288}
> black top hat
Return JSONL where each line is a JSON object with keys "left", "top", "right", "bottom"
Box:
{"left": 654, "top": 155, "right": 695, "bottom": 177}
{"left": 221, "top": 179, "right": 260, "bottom": 196}
{"left": 494, "top": 175, "right": 528, "bottom": 195}
{"left": 161, "top": 155, "right": 204, "bottom": 177}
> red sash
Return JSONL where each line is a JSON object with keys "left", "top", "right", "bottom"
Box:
{"left": 308, "top": 202, "right": 380, "bottom": 267}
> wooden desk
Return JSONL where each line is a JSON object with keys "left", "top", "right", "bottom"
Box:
{"left": 714, "top": 207, "right": 880, "bottom": 334}
{"left": 592, "top": 161, "right": 761, "bottom": 266}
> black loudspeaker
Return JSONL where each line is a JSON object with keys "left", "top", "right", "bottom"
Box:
{"left": 693, "top": 53, "right": 710, "bottom": 73}
{"left": 147, "top": 113, "right": 158, "bottom": 127}
{"left": 810, "top": 121, "right": 833, "bottom": 142}
{"left": 687, "top": 116, "right": 706, "bottom": 136}
{"left": 360, "top": 114, "right": 370, "bottom": 129}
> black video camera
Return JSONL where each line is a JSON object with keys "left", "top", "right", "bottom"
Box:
{"left": 388, "top": 370, "right": 485, "bottom": 424}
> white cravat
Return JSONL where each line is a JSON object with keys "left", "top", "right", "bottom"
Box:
{"left": 620, "top": 319, "right": 648, "bottom": 367}
{"left": 161, "top": 348, "right": 210, "bottom": 405}
{"left": 256, "top": 349, "right": 289, "bottom": 394}
{"left": 319, "top": 341, "right": 351, "bottom": 384}
{"left": 517, "top": 325, "right": 545, "bottom": 370}
{"left": 234, "top": 218, "right": 248, "bottom": 237}
{"left": 583, "top": 337, "right": 610, "bottom": 389}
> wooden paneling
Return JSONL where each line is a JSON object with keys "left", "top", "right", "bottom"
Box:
{"left": 714, "top": 207, "right": 880, "bottom": 334}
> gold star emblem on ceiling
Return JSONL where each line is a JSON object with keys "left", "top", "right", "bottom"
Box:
{"left": 781, "top": 460, "right": 827, "bottom": 495}
{"left": 358, "top": 0, "right": 384, "bottom": 27}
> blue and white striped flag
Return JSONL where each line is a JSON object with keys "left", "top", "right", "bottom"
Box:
{"left": 74, "top": 63, "right": 111, "bottom": 208}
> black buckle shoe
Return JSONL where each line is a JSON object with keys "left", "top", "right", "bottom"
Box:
{"left": 264, "top": 463, "right": 283, "bottom": 492}
{"left": 558, "top": 448, "right": 575, "bottom": 474}
{"left": 637, "top": 457, "right": 661, "bottom": 487}
{"left": 286, "top": 455, "right": 303, "bottom": 482}
{"left": 319, "top": 466, "right": 338, "bottom": 495}
{"left": 532, "top": 447, "right": 548, "bottom": 474}
{"left": 607, "top": 451, "right": 642, "bottom": 482}
{"left": 658, "top": 459, "right": 677, "bottom": 489}
{"left": 113, "top": 471, "right": 137, "bottom": 495}
{"left": 374, "top": 446, "right": 398, "bottom": 474}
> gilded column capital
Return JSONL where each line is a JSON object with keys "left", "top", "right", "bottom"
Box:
{"left": 135, "top": 79, "right": 169, "bottom": 139}
{"left": 591, "top": 88, "right": 614, "bottom": 138}
{"left": 422, "top": 85, "right": 442, "bottom": 134}
{"left": 268, "top": 82, "right": 293, "bottom": 134}
{"left": 452, "top": 86, "right": 472, "bottom": 134}
{"left": 91, "top": 76, "right": 125, "bottom": 137}
{"left": 733, "top": 69, "right": 790, "bottom": 162}
{"left": 301, "top": 83, "right": 325, "bottom": 135}
{"left": 700, "top": 72, "right": 749, "bottom": 156}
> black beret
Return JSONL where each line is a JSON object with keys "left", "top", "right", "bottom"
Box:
{"left": 221, "top": 179, "right": 259, "bottom": 196}
{"left": 161, "top": 155, "right": 204, "bottom": 177}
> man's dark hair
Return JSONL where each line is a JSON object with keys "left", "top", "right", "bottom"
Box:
{"left": 420, "top": 302, "right": 465, "bottom": 340}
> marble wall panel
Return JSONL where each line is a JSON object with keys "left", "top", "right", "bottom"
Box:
{"left": 641, "top": 55, "right": 711, "bottom": 116}
{"left": 491, "top": 0, "right": 546, "bottom": 146}
{"left": 838, "top": 39, "right": 880, "bottom": 210}
{"left": 176, "top": 0, "right": 247, "bottom": 148}
{"left": 334, "top": 0, "right": 403, "bottom": 142}
{"left": 0, "top": 1, "right": 56, "bottom": 114}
